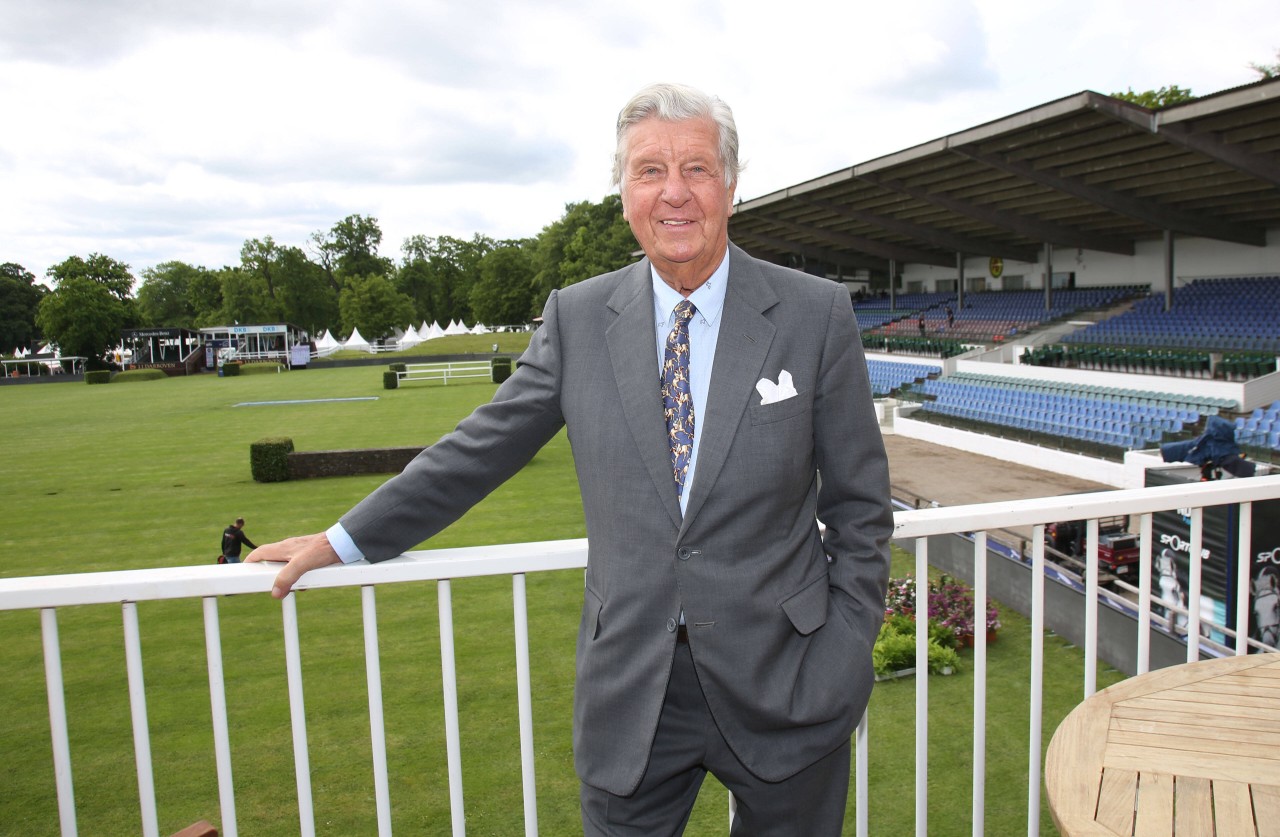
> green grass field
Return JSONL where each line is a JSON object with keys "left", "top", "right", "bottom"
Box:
{"left": 0, "top": 362, "right": 1120, "bottom": 835}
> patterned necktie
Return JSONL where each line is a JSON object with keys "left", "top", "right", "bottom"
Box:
{"left": 662, "top": 300, "right": 697, "bottom": 498}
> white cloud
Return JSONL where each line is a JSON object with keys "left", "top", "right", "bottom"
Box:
{"left": 1, "top": 0, "right": 1277, "bottom": 282}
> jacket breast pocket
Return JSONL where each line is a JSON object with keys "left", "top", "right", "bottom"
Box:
{"left": 748, "top": 391, "right": 810, "bottom": 426}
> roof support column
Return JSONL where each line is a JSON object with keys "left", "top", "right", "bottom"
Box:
{"left": 1043, "top": 242, "right": 1054, "bottom": 311}
{"left": 889, "top": 259, "right": 897, "bottom": 310}
{"left": 956, "top": 252, "right": 966, "bottom": 309}
{"left": 1162, "top": 230, "right": 1175, "bottom": 312}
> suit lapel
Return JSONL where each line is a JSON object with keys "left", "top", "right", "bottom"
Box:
{"left": 606, "top": 259, "right": 685, "bottom": 530}
{"left": 680, "top": 245, "right": 779, "bottom": 533}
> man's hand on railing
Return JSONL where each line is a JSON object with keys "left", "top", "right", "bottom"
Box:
{"left": 244, "top": 533, "right": 342, "bottom": 599}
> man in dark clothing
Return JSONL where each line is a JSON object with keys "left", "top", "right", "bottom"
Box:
{"left": 221, "top": 517, "right": 256, "bottom": 563}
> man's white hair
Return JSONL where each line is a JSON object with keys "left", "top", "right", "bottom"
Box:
{"left": 612, "top": 82, "right": 743, "bottom": 191}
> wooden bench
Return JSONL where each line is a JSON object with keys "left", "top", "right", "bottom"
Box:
{"left": 396, "top": 361, "right": 492, "bottom": 386}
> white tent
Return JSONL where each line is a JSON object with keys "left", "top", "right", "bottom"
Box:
{"left": 444, "top": 319, "right": 469, "bottom": 335}
{"left": 343, "top": 327, "right": 371, "bottom": 352}
{"left": 470, "top": 322, "right": 491, "bottom": 334}
{"left": 420, "top": 320, "right": 430, "bottom": 334}
{"left": 425, "top": 321, "right": 445, "bottom": 340}
{"left": 397, "top": 325, "right": 423, "bottom": 350}
{"left": 314, "top": 330, "right": 341, "bottom": 356}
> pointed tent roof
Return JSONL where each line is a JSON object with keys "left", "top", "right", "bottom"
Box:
{"left": 470, "top": 322, "right": 491, "bottom": 334}
{"left": 343, "top": 327, "right": 370, "bottom": 351}
{"left": 397, "top": 326, "right": 423, "bottom": 350}
{"left": 444, "top": 319, "right": 469, "bottom": 335}
{"left": 425, "top": 321, "right": 445, "bottom": 339}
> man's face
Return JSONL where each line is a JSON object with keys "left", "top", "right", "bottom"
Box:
{"left": 620, "top": 116, "right": 736, "bottom": 293}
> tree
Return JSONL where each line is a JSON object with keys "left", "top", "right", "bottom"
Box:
{"left": 240, "top": 237, "right": 282, "bottom": 302}
{"left": 470, "top": 241, "right": 536, "bottom": 326}
{"left": 46, "top": 253, "right": 135, "bottom": 302}
{"left": 136, "top": 261, "right": 208, "bottom": 328}
{"left": 531, "top": 195, "right": 636, "bottom": 304}
{"left": 0, "top": 262, "right": 45, "bottom": 352}
{"left": 311, "top": 215, "right": 393, "bottom": 290}
{"left": 275, "top": 245, "right": 339, "bottom": 335}
{"left": 395, "top": 234, "right": 493, "bottom": 326}
{"left": 217, "top": 266, "right": 277, "bottom": 326}
{"left": 338, "top": 274, "right": 416, "bottom": 341}
{"left": 1249, "top": 50, "right": 1280, "bottom": 79}
{"left": 36, "top": 277, "right": 127, "bottom": 369}
{"left": 1110, "top": 85, "right": 1196, "bottom": 109}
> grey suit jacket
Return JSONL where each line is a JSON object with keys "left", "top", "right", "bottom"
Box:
{"left": 340, "top": 243, "right": 892, "bottom": 795}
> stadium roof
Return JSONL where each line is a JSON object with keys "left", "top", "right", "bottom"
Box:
{"left": 728, "top": 77, "right": 1280, "bottom": 273}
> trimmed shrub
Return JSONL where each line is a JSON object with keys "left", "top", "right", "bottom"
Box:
{"left": 113, "top": 369, "right": 167, "bottom": 383}
{"left": 491, "top": 356, "right": 513, "bottom": 384}
{"left": 220, "top": 362, "right": 241, "bottom": 377}
{"left": 250, "top": 437, "right": 295, "bottom": 483}
{"left": 240, "top": 362, "right": 283, "bottom": 376}
{"left": 383, "top": 370, "right": 399, "bottom": 390}
{"left": 85, "top": 370, "right": 111, "bottom": 385}
{"left": 388, "top": 362, "right": 407, "bottom": 373}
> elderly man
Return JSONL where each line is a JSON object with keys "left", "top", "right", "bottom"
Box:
{"left": 249, "top": 82, "right": 891, "bottom": 836}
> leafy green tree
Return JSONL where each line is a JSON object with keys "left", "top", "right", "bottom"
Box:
{"left": 0, "top": 262, "right": 45, "bottom": 352}
{"left": 1110, "top": 85, "right": 1196, "bottom": 108}
{"left": 136, "top": 261, "right": 208, "bottom": 328}
{"left": 46, "top": 253, "right": 135, "bottom": 301}
{"left": 311, "top": 215, "right": 393, "bottom": 290}
{"left": 36, "top": 277, "right": 127, "bottom": 369}
{"left": 275, "top": 246, "right": 339, "bottom": 334}
{"left": 531, "top": 195, "right": 636, "bottom": 303}
{"left": 240, "top": 237, "right": 282, "bottom": 302}
{"left": 396, "top": 234, "right": 493, "bottom": 326}
{"left": 218, "top": 266, "right": 277, "bottom": 325}
{"left": 470, "top": 241, "right": 536, "bottom": 326}
{"left": 189, "top": 268, "right": 226, "bottom": 327}
{"left": 1250, "top": 50, "right": 1280, "bottom": 79}
{"left": 339, "top": 274, "right": 416, "bottom": 341}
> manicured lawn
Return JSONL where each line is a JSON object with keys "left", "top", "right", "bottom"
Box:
{"left": 0, "top": 366, "right": 1119, "bottom": 835}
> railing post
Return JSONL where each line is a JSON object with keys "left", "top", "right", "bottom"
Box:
{"left": 1187, "top": 508, "right": 1204, "bottom": 661}
{"left": 971, "top": 532, "right": 987, "bottom": 837}
{"left": 1136, "top": 514, "right": 1153, "bottom": 675}
{"left": 512, "top": 574, "right": 539, "bottom": 836}
{"left": 281, "top": 593, "right": 316, "bottom": 837}
{"left": 914, "top": 536, "right": 929, "bottom": 837}
{"left": 1235, "top": 503, "right": 1253, "bottom": 656}
{"left": 202, "top": 597, "right": 238, "bottom": 837}
{"left": 1084, "top": 519, "right": 1099, "bottom": 697}
{"left": 1027, "top": 525, "right": 1045, "bottom": 837}
{"left": 122, "top": 602, "right": 160, "bottom": 837}
{"left": 41, "top": 608, "right": 78, "bottom": 837}
{"left": 438, "top": 580, "right": 466, "bottom": 836}
{"left": 361, "top": 586, "right": 393, "bottom": 837}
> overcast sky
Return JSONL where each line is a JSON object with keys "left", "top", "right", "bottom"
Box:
{"left": 3, "top": 0, "right": 1277, "bottom": 286}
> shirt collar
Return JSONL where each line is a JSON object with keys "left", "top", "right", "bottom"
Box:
{"left": 651, "top": 247, "right": 730, "bottom": 326}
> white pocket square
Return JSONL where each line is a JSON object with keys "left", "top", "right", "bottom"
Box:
{"left": 755, "top": 370, "right": 797, "bottom": 405}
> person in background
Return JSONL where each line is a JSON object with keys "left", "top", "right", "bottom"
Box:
{"left": 248, "top": 82, "right": 891, "bottom": 836}
{"left": 220, "top": 517, "right": 256, "bottom": 564}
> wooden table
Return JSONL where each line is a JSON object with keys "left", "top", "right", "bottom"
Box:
{"left": 1046, "top": 653, "right": 1280, "bottom": 836}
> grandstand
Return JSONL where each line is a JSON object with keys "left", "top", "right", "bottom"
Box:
{"left": 721, "top": 77, "right": 1280, "bottom": 485}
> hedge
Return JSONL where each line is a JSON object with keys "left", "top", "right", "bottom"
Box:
{"left": 220, "top": 362, "right": 241, "bottom": 377}
{"left": 250, "top": 437, "right": 295, "bottom": 482}
{"left": 383, "top": 370, "right": 399, "bottom": 390}
{"left": 85, "top": 371, "right": 111, "bottom": 385}
{"left": 491, "top": 356, "right": 513, "bottom": 384}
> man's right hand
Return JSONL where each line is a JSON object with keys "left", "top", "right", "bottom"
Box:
{"left": 244, "top": 532, "right": 342, "bottom": 599}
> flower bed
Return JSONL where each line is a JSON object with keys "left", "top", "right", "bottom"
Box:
{"left": 874, "top": 574, "right": 1001, "bottom": 679}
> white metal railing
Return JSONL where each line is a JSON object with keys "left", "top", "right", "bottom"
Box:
{"left": 2, "top": 476, "right": 1278, "bottom": 836}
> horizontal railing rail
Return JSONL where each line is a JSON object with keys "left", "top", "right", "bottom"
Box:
{"left": 3, "top": 476, "right": 1278, "bottom": 836}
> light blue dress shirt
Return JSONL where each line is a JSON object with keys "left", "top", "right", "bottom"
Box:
{"left": 327, "top": 248, "right": 731, "bottom": 563}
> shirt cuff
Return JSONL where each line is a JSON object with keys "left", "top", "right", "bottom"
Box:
{"left": 325, "top": 522, "right": 365, "bottom": 564}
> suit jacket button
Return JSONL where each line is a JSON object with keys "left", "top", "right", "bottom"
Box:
{"left": 677, "top": 547, "right": 691, "bottom": 560}
{"left": 666, "top": 617, "right": 677, "bottom": 633}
